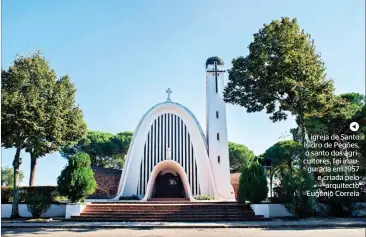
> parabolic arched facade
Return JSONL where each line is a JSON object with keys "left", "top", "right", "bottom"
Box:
{"left": 114, "top": 57, "right": 235, "bottom": 201}
{"left": 114, "top": 102, "right": 218, "bottom": 200}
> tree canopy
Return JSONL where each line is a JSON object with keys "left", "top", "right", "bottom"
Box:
{"left": 61, "top": 131, "right": 133, "bottom": 169}
{"left": 263, "top": 140, "right": 302, "bottom": 173}
{"left": 305, "top": 92, "right": 366, "bottom": 179}
{"left": 228, "top": 142, "right": 255, "bottom": 172}
{"left": 223, "top": 17, "right": 334, "bottom": 167}
{"left": 1, "top": 167, "right": 24, "bottom": 187}
{"left": 2, "top": 51, "right": 87, "bottom": 187}
{"left": 224, "top": 17, "right": 334, "bottom": 121}
{"left": 263, "top": 140, "right": 302, "bottom": 196}
{"left": 1, "top": 51, "right": 87, "bottom": 217}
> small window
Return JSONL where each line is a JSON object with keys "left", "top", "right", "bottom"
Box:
{"left": 218, "top": 156, "right": 221, "bottom": 163}
{"left": 216, "top": 111, "right": 219, "bottom": 119}
{"left": 218, "top": 73, "right": 220, "bottom": 76}
{"left": 217, "top": 133, "right": 220, "bottom": 141}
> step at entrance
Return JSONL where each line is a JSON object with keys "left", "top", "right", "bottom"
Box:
{"left": 70, "top": 202, "right": 265, "bottom": 222}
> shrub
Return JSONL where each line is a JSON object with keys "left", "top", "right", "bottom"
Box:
{"left": 194, "top": 195, "right": 215, "bottom": 200}
{"left": 270, "top": 186, "right": 292, "bottom": 203}
{"left": 1, "top": 187, "right": 13, "bottom": 203}
{"left": 320, "top": 181, "right": 365, "bottom": 217}
{"left": 283, "top": 169, "right": 316, "bottom": 218}
{"left": 26, "top": 194, "right": 52, "bottom": 217}
{"left": 1, "top": 186, "right": 60, "bottom": 204}
{"left": 238, "top": 162, "right": 268, "bottom": 204}
{"left": 20, "top": 186, "right": 58, "bottom": 203}
{"left": 57, "top": 152, "right": 97, "bottom": 203}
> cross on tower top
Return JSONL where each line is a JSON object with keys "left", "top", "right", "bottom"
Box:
{"left": 166, "top": 88, "right": 172, "bottom": 102}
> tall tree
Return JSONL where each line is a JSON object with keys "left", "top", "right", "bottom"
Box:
{"left": 1, "top": 51, "right": 86, "bottom": 217}
{"left": 228, "top": 142, "right": 255, "bottom": 173}
{"left": 224, "top": 17, "right": 334, "bottom": 166}
{"left": 25, "top": 74, "right": 87, "bottom": 186}
{"left": 1, "top": 166, "right": 24, "bottom": 186}
{"left": 305, "top": 93, "right": 366, "bottom": 179}
{"left": 61, "top": 131, "right": 133, "bottom": 169}
{"left": 263, "top": 140, "right": 302, "bottom": 196}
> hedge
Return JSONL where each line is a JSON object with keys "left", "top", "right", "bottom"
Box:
{"left": 1, "top": 186, "right": 60, "bottom": 204}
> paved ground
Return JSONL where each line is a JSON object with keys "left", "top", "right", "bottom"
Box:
{"left": 2, "top": 227, "right": 365, "bottom": 237}
{"left": 2, "top": 218, "right": 365, "bottom": 228}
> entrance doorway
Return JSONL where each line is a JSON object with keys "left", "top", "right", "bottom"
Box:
{"left": 152, "top": 171, "right": 186, "bottom": 198}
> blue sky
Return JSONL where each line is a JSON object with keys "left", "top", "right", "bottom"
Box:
{"left": 2, "top": 0, "right": 365, "bottom": 186}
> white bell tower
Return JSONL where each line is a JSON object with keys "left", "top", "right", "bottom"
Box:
{"left": 205, "top": 56, "right": 235, "bottom": 200}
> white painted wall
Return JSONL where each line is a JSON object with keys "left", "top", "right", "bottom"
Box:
{"left": 65, "top": 203, "right": 87, "bottom": 219}
{"left": 1, "top": 204, "right": 66, "bottom": 218}
{"left": 251, "top": 204, "right": 292, "bottom": 218}
{"left": 206, "top": 61, "right": 235, "bottom": 200}
{"left": 251, "top": 204, "right": 270, "bottom": 218}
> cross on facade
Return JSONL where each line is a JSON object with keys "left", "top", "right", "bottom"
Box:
{"left": 166, "top": 88, "right": 172, "bottom": 102}
{"left": 167, "top": 147, "right": 171, "bottom": 160}
{"left": 214, "top": 61, "right": 218, "bottom": 93}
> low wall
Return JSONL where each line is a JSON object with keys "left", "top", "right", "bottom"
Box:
{"left": 251, "top": 203, "right": 366, "bottom": 218}
{"left": 251, "top": 203, "right": 292, "bottom": 218}
{"left": 2, "top": 204, "right": 66, "bottom": 218}
{"left": 65, "top": 203, "right": 87, "bottom": 219}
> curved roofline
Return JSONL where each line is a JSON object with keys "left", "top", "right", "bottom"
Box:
{"left": 129, "top": 101, "right": 208, "bottom": 151}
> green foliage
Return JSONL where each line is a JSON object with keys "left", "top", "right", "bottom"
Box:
{"left": 238, "top": 162, "right": 268, "bottom": 204}
{"left": 1, "top": 50, "right": 86, "bottom": 194}
{"left": 304, "top": 92, "right": 365, "bottom": 217}
{"left": 1, "top": 186, "right": 60, "bottom": 204}
{"left": 305, "top": 93, "right": 365, "bottom": 135}
{"left": 263, "top": 140, "right": 302, "bottom": 195}
{"left": 194, "top": 195, "right": 215, "bottom": 200}
{"left": 20, "top": 186, "right": 58, "bottom": 204}
{"left": 263, "top": 140, "right": 301, "bottom": 201}
{"left": 263, "top": 140, "right": 302, "bottom": 170}
{"left": 26, "top": 194, "right": 52, "bottom": 217}
{"left": 224, "top": 17, "right": 334, "bottom": 122}
{"left": 61, "top": 131, "right": 133, "bottom": 169}
{"left": 1, "top": 187, "right": 13, "bottom": 203}
{"left": 229, "top": 142, "right": 255, "bottom": 173}
{"left": 283, "top": 169, "right": 316, "bottom": 218}
{"left": 1, "top": 166, "right": 24, "bottom": 186}
{"left": 305, "top": 93, "right": 366, "bottom": 177}
{"left": 224, "top": 17, "right": 334, "bottom": 168}
{"left": 57, "top": 152, "right": 97, "bottom": 203}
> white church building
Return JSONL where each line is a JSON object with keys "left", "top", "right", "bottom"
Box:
{"left": 114, "top": 57, "right": 235, "bottom": 201}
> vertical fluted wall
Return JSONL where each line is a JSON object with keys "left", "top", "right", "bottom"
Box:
{"left": 137, "top": 113, "right": 200, "bottom": 196}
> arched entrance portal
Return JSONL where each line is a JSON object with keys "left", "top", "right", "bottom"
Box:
{"left": 141, "top": 160, "right": 194, "bottom": 201}
{"left": 152, "top": 172, "right": 186, "bottom": 198}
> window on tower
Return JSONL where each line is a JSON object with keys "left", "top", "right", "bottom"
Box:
{"left": 218, "top": 156, "right": 221, "bottom": 163}
{"left": 217, "top": 133, "right": 220, "bottom": 141}
{"left": 216, "top": 111, "right": 219, "bottom": 119}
